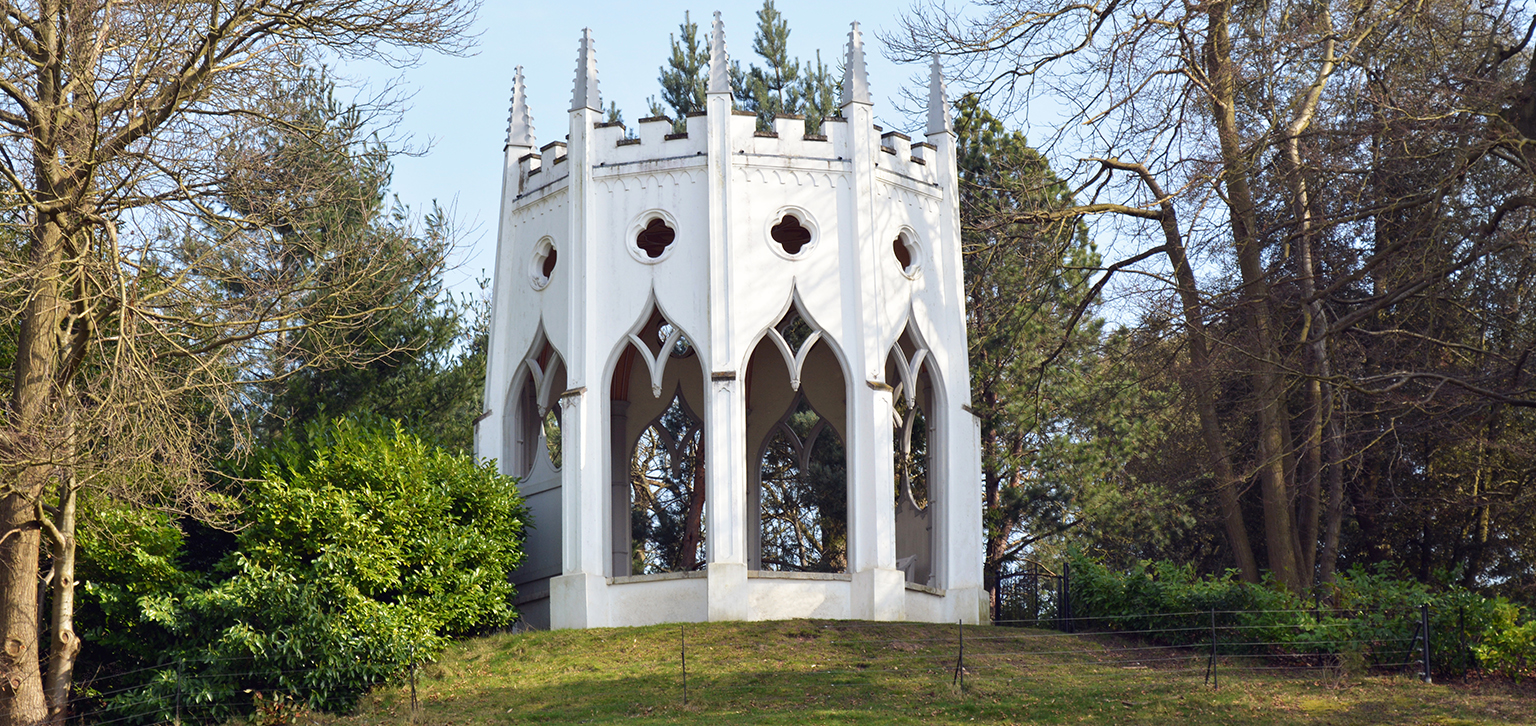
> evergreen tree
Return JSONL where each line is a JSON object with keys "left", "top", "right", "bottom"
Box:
{"left": 732, "top": 0, "right": 802, "bottom": 130}
{"left": 955, "top": 96, "right": 1166, "bottom": 614}
{"left": 236, "top": 72, "right": 485, "bottom": 454}
{"left": 800, "top": 50, "right": 839, "bottom": 136}
{"left": 654, "top": 11, "right": 710, "bottom": 133}
{"left": 656, "top": 3, "right": 839, "bottom": 135}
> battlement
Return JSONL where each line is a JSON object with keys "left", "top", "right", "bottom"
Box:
{"left": 503, "top": 16, "right": 954, "bottom": 203}
{"left": 512, "top": 113, "right": 943, "bottom": 201}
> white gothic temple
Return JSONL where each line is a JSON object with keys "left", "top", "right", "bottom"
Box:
{"left": 475, "top": 14, "right": 985, "bottom": 629}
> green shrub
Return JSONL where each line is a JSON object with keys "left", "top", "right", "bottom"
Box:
{"left": 239, "top": 418, "right": 528, "bottom": 637}
{"left": 1473, "top": 602, "right": 1536, "bottom": 680}
{"left": 1064, "top": 553, "right": 1535, "bottom": 678}
{"left": 77, "top": 419, "right": 527, "bottom": 723}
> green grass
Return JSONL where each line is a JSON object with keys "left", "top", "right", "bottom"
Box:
{"left": 306, "top": 620, "right": 1533, "bottom": 725}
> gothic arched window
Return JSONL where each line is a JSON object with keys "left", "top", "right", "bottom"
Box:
{"left": 888, "top": 328, "right": 936, "bottom": 586}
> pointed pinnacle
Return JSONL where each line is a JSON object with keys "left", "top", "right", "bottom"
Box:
{"left": 841, "top": 21, "right": 871, "bottom": 107}
{"left": 571, "top": 28, "right": 600, "bottom": 112}
{"left": 506, "top": 66, "right": 535, "bottom": 148}
{"left": 708, "top": 11, "right": 730, "bottom": 95}
{"left": 927, "top": 55, "right": 951, "bottom": 135}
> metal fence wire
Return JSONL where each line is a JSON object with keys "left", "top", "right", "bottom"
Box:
{"left": 58, "top": 602, "right": 1467, "bottom": 723}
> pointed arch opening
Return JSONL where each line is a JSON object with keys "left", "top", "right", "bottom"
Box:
{"left": 502, "top": 328, "right": 566, "bottom": 629}
{"left": 504, "top": 330, "right": 565, "bottom": 479}
{"left": 745, "top": 299, "right": 850, "bottom": 573}
{"left": 887, "top": 323, "right": 940, "bottom": 587}
{"left": 758, "top": 394, "right": 847, "bottom": 572}
{"left": 608, "top": 302, "right": 707, "bottom": 576}
{"left": 629, "top": 385, "right": 706, "bottom": 574}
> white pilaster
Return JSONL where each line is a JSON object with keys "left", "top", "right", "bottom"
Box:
{"left": 927, "top": 56, "right": 986, "bottom": 624}
{"left": 551, "top": 29, "right": 608, "bottom": 628}
{"left": 704, "top": 12, "right": 749, "bottom": 621}
{"left": 841, "top": 22, "right": 903, "bottom": 620}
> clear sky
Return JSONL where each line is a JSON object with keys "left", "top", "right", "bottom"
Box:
{"left": 348, "top": 2, "right": 935, "bottom": 300}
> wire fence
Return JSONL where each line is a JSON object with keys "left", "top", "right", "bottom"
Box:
{"left": 61, "top": 601, "right": 1469, "bottom": 723}
{"left": 659, "top": 604, "right": 1450, "bottom": 705}
{"left": 63, "top": 648, "right": 428, "bottom": 726}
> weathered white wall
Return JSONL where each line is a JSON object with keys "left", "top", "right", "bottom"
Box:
{"left": 476, "top": 18, "right": 985, "bottom": 630}
{"left": 748, "top": 576, "right": 852, "bottom": 621}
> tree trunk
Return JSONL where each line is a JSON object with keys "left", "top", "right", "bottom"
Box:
{"left": 43, "top": 414, "right": 80, "bottom": 725}
{"left": 1166, "top": 256, "right": 1260, "bottom": 581}
{"left": 1273, "top": 22, "right": 1357, "bottom": 592}
{"left": 1315, "top": 379, "right": 1346, "bottom": 587}
{"left": 1149, "top": 174, "right": 1259, "bottom": 583}
{"left": 4, "top": 212, "right": 68, "bottom": 725}
{"left": 679, "top": 452, "right": 706, "bottom": 571}
{"left": 1206, "top": 0, "right": 1302, "bottom": 592}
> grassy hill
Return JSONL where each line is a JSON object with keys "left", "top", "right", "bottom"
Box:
{"left": 307, "top": 619, "right": 1532, "bottom": 725}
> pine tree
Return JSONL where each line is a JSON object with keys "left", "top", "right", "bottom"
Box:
{"left": 954, "top": 96, "right": 1163, "bottom": 615}
{"left": 733, "top": 0, "right": 802, "bottom": 131}
{"left": 800, "top": 50, "right": 839, "bottom": 136}
{"left": 655, "top": 11, "right": 710, "bottom": 133}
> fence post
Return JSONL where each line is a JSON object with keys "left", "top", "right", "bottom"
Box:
{"left": 1062, "top": 562, "right": 1072, "bottom": 634}
{"left": 174, "top": 657, "right": 183, "bottom": 725}
{"left": 1205, "top": 608, "right": 1218, "bottom": 690}
{"left": 409, "top": 643, "right": 419, "bottom": 715}
{"left": 952, "top": 619, "right": 965, "bottom": 690}
{"left": 1420, "top": 603, "right": 1432, "bottom": 684}
{"left": 680, "top": 623, "right": 688, "bottom": 706}
{"left": 1054, "top": 567, "right": 1063, "bottom": 631}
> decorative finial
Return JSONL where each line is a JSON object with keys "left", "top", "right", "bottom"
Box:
{"left": 571, "top": 28, "right": 600, "bottom": 112}
{"left": 926, "top": 55, "right": 951, "bottom": 135}
{"left": 506, "top": 66, "right": 535, "bottom": 148}
{"left": 840, "top": 21, "right": 871, "bottom": 107}
{"left": 708, "top": 11, "right": 730, "bottom": 95}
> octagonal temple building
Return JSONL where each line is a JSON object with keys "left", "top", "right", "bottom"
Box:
{"left": 476, "top": 15, "right": 986, "bottom": 629}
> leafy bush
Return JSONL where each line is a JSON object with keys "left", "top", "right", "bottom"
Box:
{"left": 1065, "top": 553, "right": 1535, "bottom": 678}
{"left": 76, "top": 419, "right": 527, "bottom": 723}
{"left": 239, "top": 418, "right": 527, "bottom": 637}
{"left": 1473, "top": 603, "right": 1536, "bottom": 680}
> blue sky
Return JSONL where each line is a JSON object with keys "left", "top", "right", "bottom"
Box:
{"left": 347, "top": 2, "right": 935, "bottom": 300}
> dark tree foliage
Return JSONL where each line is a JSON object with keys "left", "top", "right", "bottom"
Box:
{"left": 956, "top": 96, "right": 1168, "bottom": 610}
{"left": 236, "top": 73, "right": 486, "bottom": 454}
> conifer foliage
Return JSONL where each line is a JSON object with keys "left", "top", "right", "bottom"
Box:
{"left": 650, "top": 11, "right": 711, "bottom": 133}
{"left": 732, "top": 1, "right": 801, "bottom": 128}
{"left": 650, "top": 2, "right": 839, "bottom": 135}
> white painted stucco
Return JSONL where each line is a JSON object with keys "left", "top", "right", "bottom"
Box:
{"left": 477, "top": 15, "right": 986, "bottom": 629}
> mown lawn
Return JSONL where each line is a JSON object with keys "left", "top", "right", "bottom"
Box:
{"left": 308, "top": 620, "right": 1533, "bottom": 725}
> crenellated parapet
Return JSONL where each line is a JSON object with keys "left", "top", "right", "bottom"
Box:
{"left": 507, "top": 109, "right": 943, "bottom": 204}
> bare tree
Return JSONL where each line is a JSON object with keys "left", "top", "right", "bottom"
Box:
{"left": 0, "top": 2, "right": 476, "bottom": 723}
{"left": 888, "top": 0, "right": 1536, "bottom": 593}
